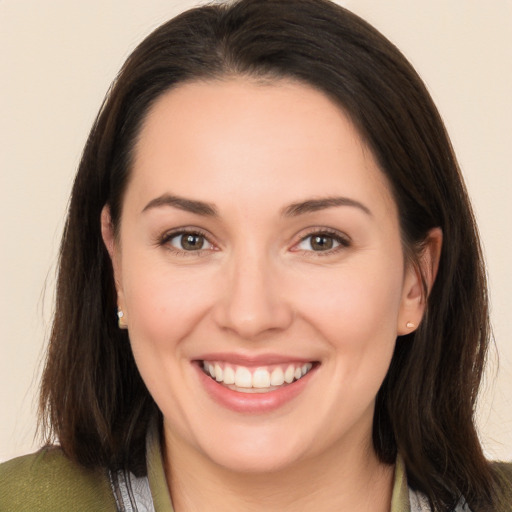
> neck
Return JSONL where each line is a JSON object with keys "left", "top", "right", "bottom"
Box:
{"left": 164, "top": 430, "right": 394, "bottom": 512}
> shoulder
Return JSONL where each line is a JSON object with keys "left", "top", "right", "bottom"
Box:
{"left": 0, "top": 447, "right": 117, "bottom": 512}
{"left": 491, "top": 461, "right": 512, "bottom": 509}
{"left": 493, "top": 460, "right": 512, "bottom": 486}
{"left": 493, "top": 461, "right": 512, "bottom": 476}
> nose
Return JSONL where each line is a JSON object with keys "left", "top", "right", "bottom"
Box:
{"left": 212, "top": 251, "right": 294, "bottom": 339}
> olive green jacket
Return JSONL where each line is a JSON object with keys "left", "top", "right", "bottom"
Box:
{"left": 0, "top": 424, "right": 172, "bottom": 511}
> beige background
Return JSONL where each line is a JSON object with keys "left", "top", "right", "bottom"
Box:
{"left": 1, "top": 0, "right": 510, "bottom": 462}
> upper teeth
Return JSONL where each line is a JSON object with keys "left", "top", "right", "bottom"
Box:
{"left": 202, "top": 361, "right": 313, "bottom": 390}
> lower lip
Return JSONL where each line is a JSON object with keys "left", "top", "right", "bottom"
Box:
{"left": 195, "top": 363, "right": 317, "bottom": 414}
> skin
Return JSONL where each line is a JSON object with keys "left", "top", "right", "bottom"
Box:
{"left": 102, "top": 79, "right": 441, "bottom": 511}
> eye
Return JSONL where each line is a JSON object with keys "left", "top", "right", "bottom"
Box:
{"left": 294, "top": 231, "right": 349, "bottom": 252}
{"left": 166, "top": 232, "right": 213, "bottom": 252}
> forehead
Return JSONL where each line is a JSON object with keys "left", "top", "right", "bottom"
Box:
{"left": 128, "top": 78, "right": 397, "bottom": 219}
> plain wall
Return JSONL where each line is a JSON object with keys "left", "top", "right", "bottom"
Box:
{"left": 1, "top": 0, "right": 511, "bottom": 462}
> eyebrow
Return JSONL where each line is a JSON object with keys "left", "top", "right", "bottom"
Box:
{"left": 142, "top": 194, "right": 218, "bottom": 216}
{"left": 282, "top": 197, "right": 372, "bottom": 217}
{"left": 142, "top": 193, "right": 371, "bottom": 218}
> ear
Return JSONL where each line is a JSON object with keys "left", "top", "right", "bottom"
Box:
{"left": 101, "top": 205, "right": 116, "bottom": 260}
{"left": 100, "top": 206, "right": 126, "bottom": 313}
{"left": 397, "top": 227, "right": 442, "bottom": 335}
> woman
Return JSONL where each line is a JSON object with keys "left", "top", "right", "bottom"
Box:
{"left": 1, "top": 0, "right": 510, "bottom": 510}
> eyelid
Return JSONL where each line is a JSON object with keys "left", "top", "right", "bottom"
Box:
{"left": 157, "top": 226, "right": 217, "bottom": 255}
{"left": 155, "top": 226, "right": 350, "bottom": 257}
{"left": 290, "top": 227, "right": 351, "bottom": 255}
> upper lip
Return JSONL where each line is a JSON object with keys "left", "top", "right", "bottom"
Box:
{"left": 195, "top": 352, "right": 317, "bottom": 366}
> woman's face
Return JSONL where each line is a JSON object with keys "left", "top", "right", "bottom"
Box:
{"left": 104, "top": 79, "right": 424, "bottom": 473}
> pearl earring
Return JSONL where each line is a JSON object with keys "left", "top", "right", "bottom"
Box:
{"left": 117, "top": 308, "right": 128, "bottom": 330}
{"left": 406, "top": 321, "right": 415, "bottom": 329}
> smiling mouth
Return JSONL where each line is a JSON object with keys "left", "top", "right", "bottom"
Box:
{"left": 200, "top": 361, "right": 316, "bottom": 393}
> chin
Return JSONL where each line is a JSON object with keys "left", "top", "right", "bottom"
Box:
{"left": 188, "top": 421, "right": 316, "bottom": 474}
{"left": 204, "top": 442, "right": 308, "bottom": 475}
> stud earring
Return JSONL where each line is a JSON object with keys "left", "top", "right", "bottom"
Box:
{"left": 406, "top": 321, "right": 415, "bottom": 329}
{"left": 117, "top": 308, "right": 128, "bottom": 330}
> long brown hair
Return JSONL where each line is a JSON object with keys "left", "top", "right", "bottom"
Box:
{"left": 39, "top": 0, "right": 509, "bottom": 509}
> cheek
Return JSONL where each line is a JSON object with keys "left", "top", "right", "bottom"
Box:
{"left": 291, "top": 258, "right": 404, "bottom": 390}
{"left": 120, "top": 250, "right": 218, "bottom": 350}
{"left": 295, "top": 259, "right": 404, "bottom": 339}
{"left": 119, "top": 260, "right": 218, "bottom": 418}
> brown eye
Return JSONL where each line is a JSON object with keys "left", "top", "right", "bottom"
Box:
{"left": 310, "top": 235, "right": 334, "bottom": 251}
{"left": 295, "top": 231, "right": 349, "bottom": 253}
{"left": 169, "top": 232, "right": 211, "bottom": 251}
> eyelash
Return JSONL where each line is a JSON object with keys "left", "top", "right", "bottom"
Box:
{"left": 157, "top": 227, "right": 351, "bottom": 257}
{"left": 158, "top": 228, "right": 215, "bottom": 257}
{"left": 292, "top": 228, "right": 351, "bottom": 257}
